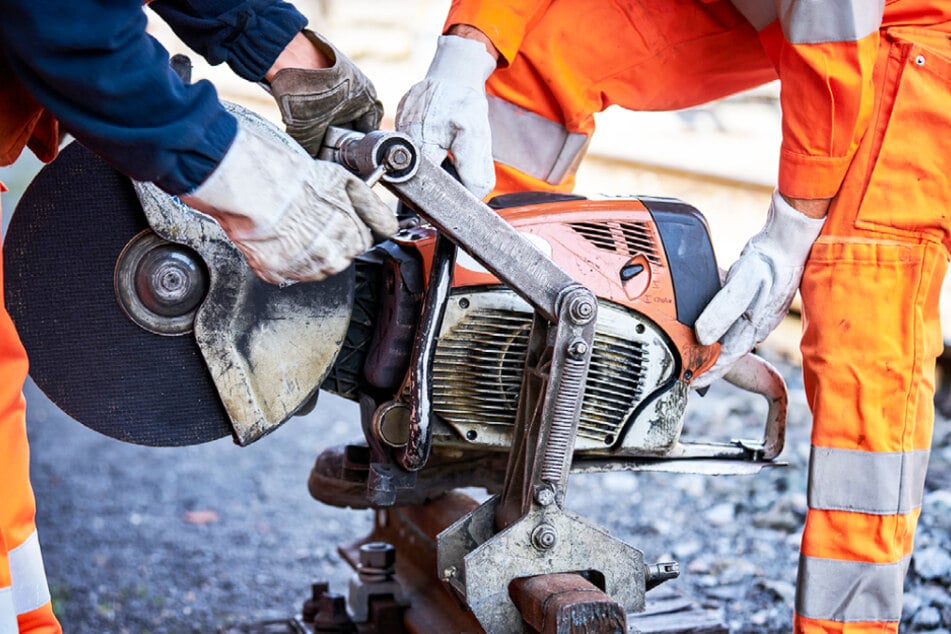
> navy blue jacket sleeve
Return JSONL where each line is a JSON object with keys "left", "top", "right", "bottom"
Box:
{"left": 151, "top": 0, "right": 308, "bottom": 81}
{"left": 0, "top": 0, "right": 238, "bottom": 194}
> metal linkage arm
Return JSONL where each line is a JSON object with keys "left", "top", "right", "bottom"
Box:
{"left": 321, "top": 128, "right": 577, "bottom": 322}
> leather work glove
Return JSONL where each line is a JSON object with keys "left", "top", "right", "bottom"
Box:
{"left": 183, "top": 119, "right": 398, "bottom": 286}
{"left": 269, "top": 30, "right": 383, "bottom": 156}
{"left": 396, "top": 35, "right": 497, "bottom": 198}
{"left": 692, "top": 191, "right": 825, "bottom": 388}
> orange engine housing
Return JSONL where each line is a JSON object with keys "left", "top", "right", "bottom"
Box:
{"left": 327, "top": 192, "right": 723, "bottom": 456}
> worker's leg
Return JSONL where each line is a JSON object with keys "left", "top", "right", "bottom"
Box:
{"left": 796, "top": 27, "right": 951, "bottom": 633}
{"left": 485, "top": 0, "right": 777, "bottom": 195}
{"left": 0, "top": 190, "right": 61, "bottom": 634}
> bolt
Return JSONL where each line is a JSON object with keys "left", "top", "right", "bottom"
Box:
{"left": 534, "top": 486, "right": 556, "bottom": 507}
{"left": 568, "top": 339, "right": 588, "bottom": 358}
{"left": 442, "top": 566, "right": 458, "bottom": 581}
{"left": 683, "top": 370, "right": 693, "bottom": 381}
{"left": 358, "top": 542, "right": 396, "bottom": 582}
{"left": 645, "top": 561, "right": 680, "bottom": 591}
{"left": 385, "top": 145, "right": 413, "bottom": 170}
{"left": 531, "top": 523, "right": 558, "bottom": 550}
{"left": 916, "top": 54, "right": 926, "bottom": 66}
{"left": 159, "top": 267, "right": 185, "bottom": 293}
{"left": 566, "top": 294, "right": 595, "bottom": 324}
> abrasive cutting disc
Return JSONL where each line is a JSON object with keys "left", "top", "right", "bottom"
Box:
{"left": 3, "top": 141, "right": 232, "bottom": 446}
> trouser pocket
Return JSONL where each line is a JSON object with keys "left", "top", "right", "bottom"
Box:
{"left": 853, "top": 29, "right": 951, "bottom": 247}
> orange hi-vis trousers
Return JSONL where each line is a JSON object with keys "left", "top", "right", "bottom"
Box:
{"left": 477, "top": 1, "right": 951, "bottom": 631}
{"left": 0, "top": 189, "right": 62, "bottom": 634}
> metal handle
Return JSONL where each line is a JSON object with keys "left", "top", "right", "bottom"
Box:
{"left": 724, "top": 352, "right": 788, "bottom": 461}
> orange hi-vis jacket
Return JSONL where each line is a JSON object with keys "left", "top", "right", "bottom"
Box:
{"left": 0, "top": 200, "right": 60, "bottom": 634}
{"left": 442, "top": 1, "right": 951, "bottom": 632}
{"left": 446, "top": 0, "right": 950, "bottom": 201}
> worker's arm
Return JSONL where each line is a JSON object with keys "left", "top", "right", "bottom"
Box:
{"left": 443, "top": 0, "right": 552, "bottom": 66}
{"left": 770, "top": 6, "right": 883, "bottom": 205}
{"left": 148, "top": 0, "right": 306, "bottom": 82}
{"left": 0, "top": 0, "right": 395, "bottom": 284}
{"left": 0, "top": 0, "right": 235, "bottom": 194}
{"left": 692, "top": 2, "right": 883, "bottom": 387}
{"left": 151, "top": 0, "right": 383, "bottom": 156}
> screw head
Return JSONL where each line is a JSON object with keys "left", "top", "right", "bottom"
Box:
{"left": 531, "top": 523, "right": 558, "bottom": 550}
{"left": 534, "top": 486, "right": 556, "bottom": 507}
{"left": 567, "top": 296, "right": 595, "bottom": 324}
{"left": 359, "top": 541, "right": 396, "bottom": 572}
{"left": 568, "top": 339, "right": 588, "bottom": 358}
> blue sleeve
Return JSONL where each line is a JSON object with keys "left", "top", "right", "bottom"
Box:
{"left": 0, "top": 0, "right": 236, "bottom": 195}
{"left": 151, "top": 0, "right": 308, "bottom": 81}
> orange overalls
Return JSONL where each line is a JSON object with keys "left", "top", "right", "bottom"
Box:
{"left": 0, "top": 56, "right": 63, "bottom": 634}
{"left": 444, "top": 0, "right": 951, "bottom": 630}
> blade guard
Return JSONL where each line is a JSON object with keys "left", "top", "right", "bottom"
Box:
{"left": 132, "top": 102, "right": 355, "bottom": 445}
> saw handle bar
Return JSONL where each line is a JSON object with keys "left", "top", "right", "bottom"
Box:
{"left": 322, "top": 127, "right": 420, "bottom": 187}
{"left": 321, "top": 127, "right": 582, "bottom": 322}
{"left": 723, "top": 352, "right": 787, "bottom": 461}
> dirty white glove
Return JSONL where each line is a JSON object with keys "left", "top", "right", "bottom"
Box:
{"left": 269, "top": 30, "right": 383, "bottom": 156}
{"left": 183, "top": 120, "right": 397, "bottom": 286}
{"left": 692, "top": 191, "right": 825, "bottom": 388}
{"left": 396, "top": 35, "right": 497, "bottom": 198}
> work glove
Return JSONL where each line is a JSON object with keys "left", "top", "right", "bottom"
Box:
{"left": 692, "top": 191, "right": 825, "bottom": 388}
{"left": 183, "top": 119, "right": 398, "bottom": 286}
{"left": 396, "top": 35, "right": 497, "bottom": 198}
{"left": 269, "top": 30, "right": 383, "bottom": 156}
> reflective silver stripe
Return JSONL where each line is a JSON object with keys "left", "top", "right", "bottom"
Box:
{"left": 729, "top": 1, "right": 884, "bottom": 42}
{"left": 797, "top": 554, "right": 907, "bottom": 622}
{"left": 808, "top": 447, "right": 930, "bottom": 515}
{"left": 777, "top": 0, "right": 884, "bottom": 44}
{"left": 0, "top": 587, "right": 17, "bottom": 634}
{"left": 487, "top": 94, "right": 591, "bottom": 185}
{"left": 8, "top": 531, "right": 51, "bottom": 615}
{"left": 730, "top": 0, "right": 777, "bottom": 31}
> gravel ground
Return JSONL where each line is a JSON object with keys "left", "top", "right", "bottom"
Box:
{"left": 24, "top": 348, "right": 951, "bottom": 634}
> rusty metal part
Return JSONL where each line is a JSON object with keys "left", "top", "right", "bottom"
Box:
{"left": 338, "top": 494, "right": 485, "bottom": 634}
{"left": 436, "top": 495, "right": 661, "bottom": 632}
{"left": 394, "top": 233, "right": 456, "bottom": 471}
{"left": 509, "top": 573, "right": 627, "bottom": 634}
{"left": 321, "top": 127, "right": 685, "bottom": 633}
{"left": 286, "top": 494, "right": 718, "bottom": 634}
{"left": 307, "top": 442, "right": 507, "bottom": 510}
{"left": 302, "top": 582, "right": 330, "bottom": 624}
{"left": 348, "top": 542, "right": 407, "bottom": 622}
{"left": 312, "top": 592, "right": 356, "bottom": 633}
